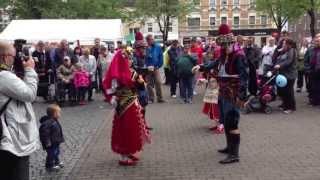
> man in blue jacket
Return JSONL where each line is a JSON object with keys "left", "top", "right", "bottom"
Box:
{"left": 146, "top": 35, "right": 165, "bottom": 103}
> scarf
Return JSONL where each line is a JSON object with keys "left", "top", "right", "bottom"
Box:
{"left": 103, "top": 50, "right": 133, "bottom": 100}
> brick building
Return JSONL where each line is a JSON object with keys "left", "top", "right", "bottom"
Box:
{"left": 179, "top": 0, "right": 277, "bottom": 46}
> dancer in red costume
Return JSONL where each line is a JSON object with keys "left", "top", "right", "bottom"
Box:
{"left": 103, "top": 49, "right": 151, "bottom": 166}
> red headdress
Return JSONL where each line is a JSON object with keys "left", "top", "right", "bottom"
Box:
{"left": 103, "top": 50, "right": 133, "bottom": 100}
{"left": 134, "top": 32, "right": 147, "bottom": 48}
{"left": 216, "top": 24, "right": 234, "bottom": 46}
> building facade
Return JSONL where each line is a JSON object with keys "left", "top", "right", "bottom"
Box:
{"left": 179, "top": 0, "right": 276, "bottom": 46}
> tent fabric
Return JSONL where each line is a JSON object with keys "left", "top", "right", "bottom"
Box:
{"left": 0, "top": 19, "right": 123, "bottom": 42}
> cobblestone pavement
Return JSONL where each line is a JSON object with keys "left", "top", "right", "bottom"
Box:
{"left": 30, "top": 94, "right": 113, "bottom": 180}
{"left": 32, "top": 87, "right": 320, "bottom": 180}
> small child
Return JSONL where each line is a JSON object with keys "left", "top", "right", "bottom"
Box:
{"left": 73, "top": 63, "right": 90, "bottom": 105}
{"left": 202, "top": 77, "right": 224, "bottom": 134}
{"left": 176, "top": 44, "right": 197, "bottom": 103}
{"left": 39, "top": 104, "right": 65, "bottom": 172}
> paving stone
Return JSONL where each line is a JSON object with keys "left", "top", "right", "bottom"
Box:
{"left": 30, "top": 87, "right": 320, "bottom": 180}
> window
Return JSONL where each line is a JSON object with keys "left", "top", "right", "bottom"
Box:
{"left": 210, "top": 0, "right": 215, "bottom": 8}
{"left": 168, "top": 22, "right": 173, "bottom": 32}
{"left": 147, "top": 23, "right": 153, "bottom": 32}
{"left": 194, "top": 0, "right": 200, "bottom": 6}
{"left": 233, "top": 16, "right": 239, "bottom": 27}
{"left": 129, "top": 28, "right": 140, "bottom": 34}
{"left": 187, "top": 17, "right": 200, "bottom": 29}
{"left": 221, "top": 17, "right": 227, "bottom": 24}
{"left": 234, "top": 0, "right": 240, "bottom": 6}
{"left": 261, "top": 15, "right": 267, "bottom": 26}
{"left": 221, "top": 0, "right": 227, "bottom": 6}
{"left": 250, "top": 0, "right": 256, "bottom": 8}
{"left": 249, "top": 16, "right": 255, "bottom": 25}
{"left": 210, "top": 17, "right": 216, "bottom": 27}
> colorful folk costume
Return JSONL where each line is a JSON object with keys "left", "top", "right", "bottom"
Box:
{"left": 132, "top": 32, "right": 152, "bottom": 129}
{"left": 103, "top": 50, "right": 151, "bottom": 166}
{"left": 202, "top": 74, "right": 223, "bottom": 133}
{"left": 195, "top": 24, "right": 248, "bottom": 164}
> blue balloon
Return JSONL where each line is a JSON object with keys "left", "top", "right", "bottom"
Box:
{"left": 276, "top": 74, "right": 287, "bottom": 87}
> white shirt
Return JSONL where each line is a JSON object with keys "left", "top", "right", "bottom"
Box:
{"left": 258, "top": 45, "right": 277, "bottom": 75}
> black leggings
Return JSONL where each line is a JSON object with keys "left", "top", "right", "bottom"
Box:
{"left": 77, "top": 87, "right": 87, "bottom": 101}
{"left": 297, "top": 70, "right": 304, "bottom": 89}
{"left": 0, "top": 150, "right": 29, "bottom": 180}
{"left": 278, "top": 79, "right": 296, "bottom": 111}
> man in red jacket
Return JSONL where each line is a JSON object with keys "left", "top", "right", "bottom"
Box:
{"left": 190, "top": 38, "right": 203, "bottom": 65}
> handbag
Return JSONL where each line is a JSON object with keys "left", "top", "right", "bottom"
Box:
{"left": 0, "top": 98, "right": 12, "bottom": 140}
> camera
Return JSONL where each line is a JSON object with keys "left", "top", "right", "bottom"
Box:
{"left": 13, "top": 39, "right": 29, "bottom": 78}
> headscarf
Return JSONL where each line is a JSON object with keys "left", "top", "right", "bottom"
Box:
{"left": 103, "top": 50, "right": 133, "bottom": 99}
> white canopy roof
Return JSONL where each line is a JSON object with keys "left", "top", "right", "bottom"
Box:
{"left": 0, "top": 19, "right": 123, "bottom": 43}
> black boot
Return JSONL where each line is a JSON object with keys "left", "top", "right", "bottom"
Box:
{"left": 219, "top": 134, "right": 240, "bottom": 164}
{"left": 218, "top": 131, "right": 230, "bottom": 154}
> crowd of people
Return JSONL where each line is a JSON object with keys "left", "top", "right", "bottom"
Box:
{"left": 30, "top": 38, "right": 116, "bottom": 106}
{"left": 1, "top": 22, "right": 320, "bottom": 179}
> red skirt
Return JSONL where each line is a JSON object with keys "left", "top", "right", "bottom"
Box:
{"left": 202, "top": 103, "right": 219, "bottom": 120}
{"left": 111, "top": 100, "right": 151, "bottom": 155}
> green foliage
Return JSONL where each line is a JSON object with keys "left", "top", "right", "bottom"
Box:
{"left": 1, "top": 0, "right": 129, "bottom": 19}
{"left": 134, "top": 0, "right": 196, "bottom": 43}
{"left": 293, "top": 0, "right": 320, "bottom": 11}
{"left": 256, "top": 0, "right": 304, "bottom": 31}
{"left": 135, "top": 0, "right": 196, "bottom": 20}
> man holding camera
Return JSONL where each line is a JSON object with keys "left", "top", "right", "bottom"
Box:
{"left": 0, "top": 41, "right": 39, "bottom": 180}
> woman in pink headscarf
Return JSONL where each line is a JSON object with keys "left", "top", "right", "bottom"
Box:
{"left": 103, "top": 49, "right": 150, "bottom": 166}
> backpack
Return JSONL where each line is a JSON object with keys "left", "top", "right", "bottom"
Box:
{"left": 0, "top": 98, "right": 12, "bottom": 140}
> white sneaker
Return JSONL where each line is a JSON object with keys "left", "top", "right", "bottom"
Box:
{"left": 171, "top": 95, "right": 177, "bottom": 98}
{"left": 283, "top": 110, "right": 293, "bottom": 114}
{"left": 57, "top": 162, "right": 64, "bottom": 168}
{"left": 47, "top": 165, "right": 60, "bottom": 172}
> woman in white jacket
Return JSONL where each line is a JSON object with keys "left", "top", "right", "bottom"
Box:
{"left": 258, "top": 37, "right": 277, "bottom": 75}
{"left": 0, "top": 41, "right": 39, "bottom": 180}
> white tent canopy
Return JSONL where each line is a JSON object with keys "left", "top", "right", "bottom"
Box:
{"left": 0, "top": 19, "right": 123, "bottom": 43}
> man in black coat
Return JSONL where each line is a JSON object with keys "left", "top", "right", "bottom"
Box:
{"left": 244, "top": 37, "right": 262, "bottom": 96}
{"left": 168, "top": 40, "right": 183, "bottom": 97}
{"left": 53, "top": 39, "right": 75, "bottom": 69}
{"left": 32, "top": 41, "right": 52, "bottom": 100}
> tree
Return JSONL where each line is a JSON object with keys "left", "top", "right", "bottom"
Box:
{"left": 256, "top": 0, "right": 303, "bottom": 35}
{"left": 294, "top": 0, "right": 320, "bottom": 38}
{"left": 0, "top": 0, "right": 129, "bottom": 19}
{"left": 134, "top": 0, "right": 197, "bottom": 44}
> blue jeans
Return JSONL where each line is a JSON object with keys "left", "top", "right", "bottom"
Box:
{"left": 45, "top": 144, "right": 60, "bottom": 168}
{"left": 179, "top": 76, "right": 193, "bottom": 102}
{"left": 218, "top": 96, "right": 240, "bottom": 131}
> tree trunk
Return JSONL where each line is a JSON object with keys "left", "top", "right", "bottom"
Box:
{"left": 162, "top": 16, "right": 170, "bottom": 47}
{"left": 308, "top": 0, "right": 316, "bottom": 38}
{"left": 276, "top": 24, "right": 282, "bottom": 42}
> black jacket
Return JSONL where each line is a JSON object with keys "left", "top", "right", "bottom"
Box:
{"left": 244, "top": 45, "right": 262, "bottom": 69}
{"left": 39, "top": 116, "right": 65, "bottom": 149}
{"left": 168, "top": 47, "right": 183, "bottom": 74}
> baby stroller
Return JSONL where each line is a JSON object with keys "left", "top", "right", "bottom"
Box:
{"left": 243, "top": 68, "right": 277, "bottom": 114}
